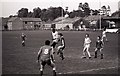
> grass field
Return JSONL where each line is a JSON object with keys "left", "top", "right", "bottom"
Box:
{"left": 2, "top": 30, "right": 120, "bottom": 76}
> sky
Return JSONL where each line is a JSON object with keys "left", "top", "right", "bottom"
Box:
{"left": 0, "top": 0, "right": 120, "bottom": 17}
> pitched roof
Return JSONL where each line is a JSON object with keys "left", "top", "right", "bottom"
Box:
{"left": 55, "top": 17, "right": 81, "bottom": 24}
{"left": 8, "top": 17, "right": 42, "bottom": 22}
{"left": 103, "top": 17, "right": 120, "bottom": 20}
{"left": 54, "top": 17, "right": 66, "bottom": 22}
{"left": 85, "top": 15, "right": 105, "bottom": 21}
{"left": 8, "top": 17, "right": 18, "bottom": 22}
{"left": 21, "top": 18, "right": 42, "bottom": 22}
{"left": 1, "top": 17, "right": 9, "bottom": 25}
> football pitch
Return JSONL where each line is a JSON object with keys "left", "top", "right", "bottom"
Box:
{"left": 2, "top": 30, "right": 119, "bottom": 76}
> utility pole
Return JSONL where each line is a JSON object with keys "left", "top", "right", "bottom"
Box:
{"left": 61, "top": 0, "right": 63, "bottom": 28}
{"left": 99, "top": 0, "right": 102, "bottom": 30}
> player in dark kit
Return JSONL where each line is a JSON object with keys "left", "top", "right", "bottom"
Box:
{"left": 57, "top": 33, "right": 65, "bottom": 60}
{"left": 21, "top": 33, "right": 26, "bottom": 47}
{"left": 37, "top": 40, "right": 56, "bottom": 76}
{"left": 94, "top": 36, "right": 104, "bottom": 59}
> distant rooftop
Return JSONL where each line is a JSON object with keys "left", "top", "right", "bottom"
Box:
{"left": 85, "top": 15, "right": 106, "bottom": 21}
{"left": 55, "top": 17, "right": 81, "bottom": 24}
{"left": 8, "top": 17, "right": 42, "bottom": 22}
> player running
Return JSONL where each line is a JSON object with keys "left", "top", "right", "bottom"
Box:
{"left": 81, "top": 34, "right": 92, "bottom": 59}
{"left": 102, "top": 28, "right": 108, "bottom": 42}
{"left": 37, "top": 40, "right": 56, "bottom": 76}
{"left": 21, "top": 33, "right": 27, "bottom": 47}
{"left": 94, "top": 36, "right": 104, "bottom": 59}
{"left": 57, "top": 33, "right": 65, "bottom": 60}
{"left": 51, "top": 28, "right": 60, "bottom": 49}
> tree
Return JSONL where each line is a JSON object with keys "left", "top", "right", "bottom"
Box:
{"left": 33, "top": 7, "right": 41, "bottom": 18}
{"left": 40, "top": 9, "right": 48, "bottom": 21}
{"left": 82, "top": 2, "right": 91, "bottom": 16}
{"left": 17, "top": 8, "right": 28, "bottom": 17}
{"left": 9, "top": 15, "right": 14, "bottom": 18}
{"left": 27, "top": 11, "right": 33, "bottom": 17}
{"left": 111, "top": 10, "right": 120, "bottom": 17}
{"left": 78, "top": 3, "right": 83, "bottom": 11}
{"left": 69, "top": 10, "right": 85, "bottom": 18}
{"left": 96, "top": 19, "right": 109, "bottom": 29}
{"left": 101, "top": 6, "right": 107, "bottom": 15}
{"left": 40, "top": 7, "right": 65, "bottom": 21}
{"left": 83, "top": 2, "right": 89, "bottom": 9}
{"left": 78, "top": 2, "right": 91, "bottom": 16}
{"left": 92, "top": 10, "right": 100, "bottom": 15}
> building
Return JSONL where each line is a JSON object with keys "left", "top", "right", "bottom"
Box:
{"left": 42, "top": 17, "right": 66, "bottom": 30}
{"left": 99, "top": 5, "right": 111, "bottom": 16}
{"left": 1, "top": 17, "right": 9, "bottom": 30}
{"left": 42, "top": 17, "right": 90, "bottom": 30}
{"left": 7, "top": 17, "right": 42, "bottom": 30}
{"left": 42, "top": 21, "right": 53, "bottom": 30}
{"left": 54, "top": 17, "right": 82, "bottom": 30}
{"left": 103, "top": 17, "right": 120, "bottom": 28}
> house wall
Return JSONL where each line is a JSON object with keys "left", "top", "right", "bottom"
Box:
{"left": 7, "top": 18, "right": 23, "bottom": 30}
{"left": 23, "top": 21, "right": 33, "bottom": 30}
{"left": 7, "top": 18, "right": 42, "bottom": 30}
{"left": 2, "top": 18, "right": 9, "bottom": 30}
{"left": 7, "top": 22, "right": 12, "bottom": 30}
{"left": 23, "top": 21, "right": 41, "bottom": 30}
{"left": 115, "top": 20, "right": 120, "bottom": 28}
{"left": 56, "top": 23, "right": 73, "bottom": 29}
{"left": 12, "top": 18, "right": 23, "bottom": 30}
{"left": 44, "top": 24, "right": 51, "bottom": 29}
{"left": 34, "top": 22, "right": 41, "bottom": 26}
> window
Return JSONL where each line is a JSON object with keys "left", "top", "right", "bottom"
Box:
{"left": 30, "top": 22, "right": 32, "bottom": 24}
{"left": 25, "top": 21, "right": 27, "bottom": 24}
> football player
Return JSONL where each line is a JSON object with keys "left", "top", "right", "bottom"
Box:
{"left": 37, "top": 40, "right": 56, "bottom": 76}
{"left": 81, "top": 34, "right": 92, "bottom": 59}
{"left": 102, "top": 28, "right": 108, "bottom": 42}
{"left": 94, "top": 36, "right": 104, "bottom": 59}
{"left": 51, "top": 28, "right": 60, "bottom": 48}
{"left": 57, "top": 33, "right": 65, "bottom": 60}
{"left": 21, "top": 33, "right": 27, "bottom": 47}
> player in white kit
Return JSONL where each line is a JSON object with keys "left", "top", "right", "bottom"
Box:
{"left": 81, "top": 34, "right": 92, "bottom": 59}
{"left": 51, "top": 28, "right": 60, "bottom": 49}
{"left": 102, "top": 28, "right": 108, "bottom": 42}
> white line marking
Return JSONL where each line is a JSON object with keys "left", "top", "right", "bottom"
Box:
{"left": 58, "top": 66, "right": 118, "bottom": 74}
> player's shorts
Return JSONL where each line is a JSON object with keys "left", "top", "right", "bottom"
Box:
{"left": 53, "top": 38, "right": 60, "bottom": 43}
{"left": 57, "top": 45, "right": 65, "bottom": 50}
{"left": 57, "top": 46, "right": 65, "bottom": 55}
{"left": 22, "top": 40, "right": 25, "bottom": 43}
{"left": 102, "top": 35, "right": 106, "bottom": 38}
{"left": 51, "top": 41, "right": 57, "bottom": 48}
{"left": 96, "top": 48, "right": 103, "bottom": 52}
{"left": 40, "top": 59, "right": 53, "bottom": 66}
{"left": 84, "top": 44, "right": 90, "bottom": 48}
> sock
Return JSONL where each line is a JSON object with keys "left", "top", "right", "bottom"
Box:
{"left": 61, "top": 54, "right": 64, "bottom": 60}
{"left": 101, "top": 54, "right": 103, "bottom": 59}
{"left": 40, "top": 71, "right": 43, "bottom": 76}
{"left": 53, "top": 70, "right": 56, "bottom": 76}
{"left": 94, "top": 51, "right": 97, "bottom": 58}
{"left": 22, "top": 42, "right": 25, "bottom": 46}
